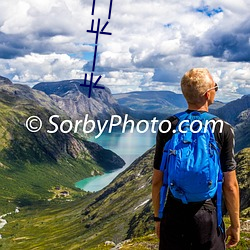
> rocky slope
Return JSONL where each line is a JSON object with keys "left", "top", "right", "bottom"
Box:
{"left": 0, "top": 76, "right": 12, "bottom": 85}
{"left": 209, "top": 94, "right": 250, "bottom": 152}
{"left": 213, "top": 94, "right": 250, "bottom": 126}
{"left": 234, "top": 108, "right": 250, "bottom": 152}
{"left": 33, "top": 80, "right": 124, "bottom": 123}
{"left": 235, "top": 148, "right": 250, "bottom": 214}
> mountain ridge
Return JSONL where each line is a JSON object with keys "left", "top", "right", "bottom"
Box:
{"left": 213, "top": 94, "right": 250, "bottom": 125}
{"left": 114, "top": 90, "right": 226, "bottom": 120}
{"left": 33, "top": 80, "right": 124, "bottom": 123}
{"left": 213, "top": 94, "right": 250, "bottom": 152}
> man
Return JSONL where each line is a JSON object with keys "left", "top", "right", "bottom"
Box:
{"left": 152, "top": 68, "right": 240, "bottom": 249}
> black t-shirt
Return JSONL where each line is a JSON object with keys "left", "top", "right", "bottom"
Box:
{"left": 153, "top": 110, "right": 237, "bottom": 172}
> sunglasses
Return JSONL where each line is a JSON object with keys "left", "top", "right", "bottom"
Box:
{"left": 203, "top": 83, "right": 218, "bottom": 95}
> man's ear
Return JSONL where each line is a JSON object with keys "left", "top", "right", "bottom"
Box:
{"left": 204, "top": 92, "right": 209, "bottom": 100}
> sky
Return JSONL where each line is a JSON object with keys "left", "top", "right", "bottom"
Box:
{"left": 0, "top": 0, "right": 249, "bottom": 102}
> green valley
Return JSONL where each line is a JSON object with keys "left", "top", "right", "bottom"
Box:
{"left": 1, "top": 147, "right": 249, "bottom": 249}
{"left": 0, "top": 82, "right": 124, "bottom": 214}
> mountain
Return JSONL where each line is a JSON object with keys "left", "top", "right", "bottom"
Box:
{"left": 213, "top": 94, "right": 250, "bottom": 125}
{"left": 234, "top": 109, "right": 250, "bottom": 152}
{"left": 114, "top": 91, "right": 249, "bottom": 124}
{"left": 32, "top": 83, "right": 227, "bottom": 122}
{"left": 114, "top": 91, "right": 225, "bottom": 120}
{"left": 0, "top": 76, "right": 12, "bottom": 85}
{"left": 33, "top": 80, "right": 124, "bottom": 123}
{"left": 0, "top": 78, "right": 125, "bottom": 212}
{"left": 114, "top": 91, "right": 186, "bottom": 119}
{"left": 211, "top": 94, "right": 250, "bottom": 152}
{"left": 235, "top": 148, "right": 250, "bottom": 214}
{"left": 209, "top": 100, "right": 225, "bottom": 110}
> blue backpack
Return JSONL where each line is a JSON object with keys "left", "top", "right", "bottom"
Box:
{"left": 158, "top": 111, "right": 223, "bottom": 228}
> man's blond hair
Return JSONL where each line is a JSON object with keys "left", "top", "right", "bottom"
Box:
{"left": 181, "top": 68, "right": 214, "bottom": 104}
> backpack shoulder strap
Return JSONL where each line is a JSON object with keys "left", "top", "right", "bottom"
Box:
{"left": 201, "top": 112, "right": 223, "bottom": 230}
{"left": 174, "top": 111, "right": 217, "bottom": 121}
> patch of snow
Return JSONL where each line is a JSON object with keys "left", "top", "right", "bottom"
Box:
{"left": 0, "top": 219, "right": 7, "bottom": 229}
{"left": 138, "top": 185, "right": 145, "bottom": 190}
{"left": 137, "top": 170, "right": 143, "bottom": 177}
{"left": 105, "top": 241, "right": 116, "bottom": 246}
{"left": 0, "top": 212, "right": 11, "bottom": 219}
{"left": 134, "top": 199, "right": 150, "bottom": 210}
{"left": 0, "top": 209, "right": 21, "bottom": 237}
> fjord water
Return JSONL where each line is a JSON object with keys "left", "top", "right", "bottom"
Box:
{"left": 75, "top": 129, "right": 156, "bottom": 192}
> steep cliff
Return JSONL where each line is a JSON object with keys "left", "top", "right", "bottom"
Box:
{"left": 33, "top": 80, "right": 124, "bottom": 123}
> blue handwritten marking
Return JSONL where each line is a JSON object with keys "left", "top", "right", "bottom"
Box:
{"left": 108, "top": 0, "right": 113, "bottom": 19}
{"left": 91, "top": 0, "right": 96, "bottom": 15}
{"left": 87, "top": 18, "right": 112, "bottom": 72}
{"left": 80, "top": 73, "right": 104, "bottom": 98}
{"left": 81, "top": 1, "right": 113, "bottom": 98}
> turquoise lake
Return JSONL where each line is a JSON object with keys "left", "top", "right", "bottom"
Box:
{"left": 75, "top": 129, "right": 156, "bottom": 192}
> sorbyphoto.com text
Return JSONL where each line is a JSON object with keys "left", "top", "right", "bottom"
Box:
{"left": 25, "top": 114, "right": 224, "bottom": 138}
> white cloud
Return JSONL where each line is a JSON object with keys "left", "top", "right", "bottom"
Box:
{"left": 0, "top": 53, "right": 87, "bottom": 85}
{"left": 0, "top": 0, "right": 249, "bottom": 101}
{"left": 102, "top": 70, "right": 154, "bottom": 93}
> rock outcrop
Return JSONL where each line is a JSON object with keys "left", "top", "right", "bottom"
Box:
{"left": 33, "top": 80, "right": 123, "bottom": 123}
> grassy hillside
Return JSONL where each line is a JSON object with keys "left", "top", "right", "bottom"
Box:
{"left": 235, "top": 147, "right": 250, "bottom": 213}
{"left": 0, "top": 83, "right": 124, "bottom": 213}
{"left": 1, "top": 147, "right": 249, "bottom": 249}
{"left": 89, "top": 218, "right": 250, "bottom": 250}
{"left": 0, "top": 199, "right": 88, "bottom": 249}
{"left": 0, "top": 148, "right": 155, "bottom": 249}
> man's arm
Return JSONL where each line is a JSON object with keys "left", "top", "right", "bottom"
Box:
{"left": 223, "top": 170, "right": 240, "bottom": 248}
{"left": 152, "top": 169, "right": 163, "bottom": 239}
{"left": 152, "top": 117, "right": 176, "bottom": 239}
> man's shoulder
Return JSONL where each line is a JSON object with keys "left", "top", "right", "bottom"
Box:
{"left": 211, "top": 116, "right": 234, "bottom": 134}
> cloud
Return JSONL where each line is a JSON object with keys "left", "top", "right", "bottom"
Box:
{"left": 192, "top": 18, "right": 250, "bottom": 62}
{"left": 0, "top": 0, "right": 249, "bottom": 101}
{"left": 0, "top": 53, "right": 87, "bottom": 86}
{"left": 0, "top": 32, "right": 29, "bottom": 59}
